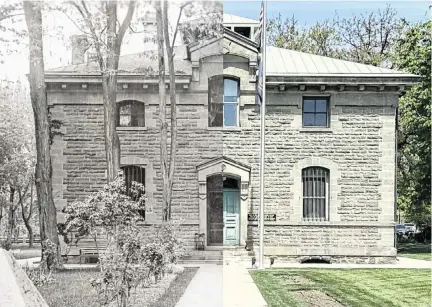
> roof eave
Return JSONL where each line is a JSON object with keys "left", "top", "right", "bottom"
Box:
{"left": 266, "top": 74, "right": 420, "bottom": 85}
{"left": 44, "top": 73, "right": 192, "bottom": 84}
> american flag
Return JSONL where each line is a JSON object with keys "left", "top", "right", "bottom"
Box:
{"left": 257, "top": 1, "right": 264, "bottom": 50}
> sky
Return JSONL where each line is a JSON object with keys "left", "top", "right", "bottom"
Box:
{"left": 224, "top": 1, "right": 430, "bottom": 25}
{"left": 0, "top": 1, "right": 430, "bottom": 81}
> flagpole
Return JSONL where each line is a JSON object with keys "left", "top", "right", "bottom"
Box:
{"left": 258, "top": 0, "right": 267, "bottom": 270}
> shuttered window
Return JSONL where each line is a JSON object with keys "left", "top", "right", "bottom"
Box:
{"left": 302, "top": 167, "right": 329, "bottom": 220}
{"left": 121, "top": 165, "right": 145, "bottom": 219}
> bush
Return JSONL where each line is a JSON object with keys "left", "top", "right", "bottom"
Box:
{"left": 64, "top": 173, "right": 185, "bottom": 307}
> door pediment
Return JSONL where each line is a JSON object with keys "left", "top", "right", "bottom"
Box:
{"left": 196, "top": 156, "right": 251, "bottom": 183}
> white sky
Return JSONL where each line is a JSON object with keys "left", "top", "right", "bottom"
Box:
{"left": 0, "top": 1, "right": 187, "bottom": 82}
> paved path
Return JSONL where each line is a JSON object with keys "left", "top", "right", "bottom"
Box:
{"left": 175, "top": 264, "right": 267, "bottom": 307}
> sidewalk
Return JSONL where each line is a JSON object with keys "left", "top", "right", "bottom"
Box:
{"left": 175, "top": 264, "right": 268, "bottom": 307}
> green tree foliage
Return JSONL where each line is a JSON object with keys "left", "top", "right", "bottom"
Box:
{"left": 268, "top": 5, "right": 403, "bottom": 67}
{"left": 394, "top": 21, "right": 431, "bottom": 226}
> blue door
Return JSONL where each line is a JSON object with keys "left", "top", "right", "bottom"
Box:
{"left": 223, "top": 189, "right": 240, "bottom": 245}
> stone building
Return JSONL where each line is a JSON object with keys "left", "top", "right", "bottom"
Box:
{"left": 46, "top": 14, "right": 418, "bottom": 263}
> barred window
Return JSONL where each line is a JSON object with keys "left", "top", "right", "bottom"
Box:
{"left": 302, "top": 167, "right": 329, "bottom": 220}
{"left": 117, "top": 101, "right": 145, "bottom": 127}
{"left": 121, "top": 165, "right": 145, "bottom": 219}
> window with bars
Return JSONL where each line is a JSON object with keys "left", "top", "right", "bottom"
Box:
{"left": 302, "top": 97, "right": 329, "bottom": 127}
{"left": 302, "top": 167, "right": 329, "bottom": 220}
{"left": 121, "top": 165, "right": 145, "bottom": 219}
{"left": 117, "top": 101, "right": 145, "bottom": 127}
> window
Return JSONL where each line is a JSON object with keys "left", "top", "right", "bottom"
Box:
{"left": 302, "top": 97, "right": 329, "bottom": 127}
{"left": 208, "top": 76, "right": 239, "bottom": 127}
{"left": 117, "top": 101, "right": 145, "bottom": 127}
{"left": 121, "top": 165, "right": 145, "bottom": 219}
{"left": 302, "top": 167, "right": 329, "bottom": 220}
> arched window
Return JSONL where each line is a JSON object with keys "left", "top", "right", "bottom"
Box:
{"left": 302, "top": 167, "right": 329, "bottom": 220}
{"left": 117, "top": 100, "right": 145, "bottom": 127}
{"left": 208, "top": 76, "right": 239, "bottom": 127}
{"left": 121, "top": 165, "right": 145, "bottom": 219}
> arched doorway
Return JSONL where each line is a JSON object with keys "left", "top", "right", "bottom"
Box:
{"left": 206, "top": 175, "right": 241, "bottom": 246}
{"left": 197, "top": 156, "right": 250, "bottom": 248}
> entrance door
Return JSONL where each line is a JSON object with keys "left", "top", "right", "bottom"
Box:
{"left": 223, "top": 189, "right": 240, "bottom": 245}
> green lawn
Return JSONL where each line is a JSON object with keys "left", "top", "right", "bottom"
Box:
{"left": 250, "top": 269, "right": 431, "bottom": 307}
{"left": 398, "top": 243, "right": 431, "bottom": 261}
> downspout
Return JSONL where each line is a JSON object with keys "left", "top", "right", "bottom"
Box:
{"left": 394, "top": 106, "right": 398, "bottom": 249}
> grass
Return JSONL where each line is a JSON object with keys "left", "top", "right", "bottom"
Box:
{"left": 397, "top": 243, "right": 431, "bottom": 261}
{"left": 37, "top": 267, "right": 197, "bottom": 307}
{"left": 250, "top": 269, "right": 432, "bottom": 307}
{"left": 37, "top": 269, "right": 100, "bottom": 307}
{"left": 153, "top": 267, "right": 199, "bottom": 307}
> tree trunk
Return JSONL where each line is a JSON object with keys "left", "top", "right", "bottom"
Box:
{"left": 101, "top": 75, "right": 121, "bottom": 182}
{"left": 20, "top": 185, "right": 34, "bottom": 248}
{"left": 5, "top": 187, "right": 15, "bottom": 250}
{"left": 162, "top": 0, "right": 178, "bottom": 221}
{"left": 23, "top": 1, "right": 61, "bottom": 265}
{"left": 156, "top": 0, "right": 169, "bottom": 222}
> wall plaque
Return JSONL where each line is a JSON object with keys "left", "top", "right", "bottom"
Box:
{"left": 247, "top": 214, "right": 276, "bottom": 221}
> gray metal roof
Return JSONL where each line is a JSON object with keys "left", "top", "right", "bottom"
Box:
{"left": 267, "top": 46, "right": 417, "bottom": 77}
{"left": 46, "top": 46, "right": 191, "bottom": 75}
{"left": 223, "top": 13, "right": 259, "bottom": 25}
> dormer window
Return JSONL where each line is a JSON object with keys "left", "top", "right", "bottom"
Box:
{"left": 233, "top": 27, "right": 251, "bottom": 39}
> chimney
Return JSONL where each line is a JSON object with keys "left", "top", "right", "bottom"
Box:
{"left": 70, "top": 35, "right": 89, "bottom": 65}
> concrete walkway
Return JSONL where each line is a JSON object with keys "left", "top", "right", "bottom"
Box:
{"left": 175, "top": 264, "right": 267, "bottom": 307}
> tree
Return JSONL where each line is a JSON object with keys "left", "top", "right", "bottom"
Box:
{"left": 23, "top": 0, "right": 61, "bottom": 263}
{"left": 155, "top": 0, "right": 222, "bottom": 221}
{"left": 19, "top": 176, "right": 35, "bottom": 247}
{"left": 268, "top": 5, "right": 403, "bottom": 66}
{"left": 67, "top": 1, "right": 136, "bottom": 182}
{"left": 0, "top": 80, "right": 36, "bottom": 249}
{"left": 334, "top": 4, "right": 403, "bottom": 67}
{"left": 394, "top": 21, "right": 431, "bottom": 226}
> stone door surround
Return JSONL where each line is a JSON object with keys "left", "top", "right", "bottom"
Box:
{"left": 197, "top": 156, "right": 251, "bottom": 247}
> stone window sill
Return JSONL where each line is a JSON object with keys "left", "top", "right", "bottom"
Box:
{"left": 299, "top": 127, "right": 333, "bottom": 133}
{"left": 116, "top": 126, "right": 148, "bottom": 131}
{"left": 207, "top": 126, "right": 242, "bottom": 132}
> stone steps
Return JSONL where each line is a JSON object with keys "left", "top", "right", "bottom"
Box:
{"left": 180, "top": 247, "right": 256, "bottom": 264}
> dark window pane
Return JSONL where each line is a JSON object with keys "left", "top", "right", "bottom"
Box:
{"left": 315, "top": 100, "right": 327, "bottom": 112}
{"left": 224, "top": 103, "right": 238, "bottom": 126}
{"left": 315, "top": 113, "right": 328, "bottom": 127}
{"left": 303, "top": 100, "right": 315, "bottom": 112}
{"left": 209, "top": 103, "right": 223, "bottom": 127}
{"left": 208, "top": 76, "right": 223, "bottom": 127}
{"left": 131, "top": 102, "right": 145, "bottom": 127}
{"left": 303, "top": 113, "right": 315, "bottom": 126}
{"left": 118, "top": 102, "right": 145, "bottom": 127}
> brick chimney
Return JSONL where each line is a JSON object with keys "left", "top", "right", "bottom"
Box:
{"left": 70, "top": 35, "right": 89, "bottom": 65}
